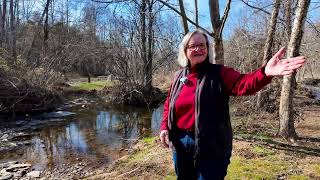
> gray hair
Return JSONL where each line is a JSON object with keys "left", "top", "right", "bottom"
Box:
{"left": 177, "top": 30, "right": 215, "bottom": 67}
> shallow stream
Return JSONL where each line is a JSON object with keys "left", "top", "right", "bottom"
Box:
{"left": 0, "top": 104, "right": 163, "bottom": 171}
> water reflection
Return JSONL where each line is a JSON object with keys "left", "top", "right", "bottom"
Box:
{"left": 1, "top": 105, "right": 163, "bottom": 170}
{"left": 67, "top": 123, "right": 88, "bottom": 153}
{"left": 304, "top": 85, "right": 320, "bottom": 100}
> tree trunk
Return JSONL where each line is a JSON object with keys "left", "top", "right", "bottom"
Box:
{"left": 178, "top": 0, "right": 188, "bottom": 34}
{"left": 284, "top": 0, "right": 299, "bottom": 89}
{"left": 50, "top": 0, "right": 54, "bottom": 24}
{"left": 0, "top": 2, "right": 2, "bottom": 47}
{"left": 9, "top": 0, "right": 16, "bottom": 65}
{"left": 43, "top": 0, "right": 50, "bottom": 51}
{"left": 279, "top": 0, "right": 310, "bottom": 141}
{"left": 256, "top": 0, "right": 281, "bottom": 109}
{"left": 66, "top": 0, "right": 69, "bottom": 32}
{"left": 15, "top": 0, "right": 19, "bottom": 26}
{"left": 209, "top": 0, "right": 230, "bottom": 65}
{"left": 87, "top": 74, "right": 91, "bottom": 83}
{"left": 0, "top": 0, "right": 6, "bottom": 47}
{"left": 194, "top": 0, "right": 198, "bottom": 28}
{"left": 26, "top": 0, "right": 51, "bottom": 66}
{"left": 140, "top": 0, "right": 147, "bottom": 87}
{"left": 284, "top": 0, "right": 292, "bottom": 42}
{"left": 145, "top": 0, "right": 154, "bottom": 94}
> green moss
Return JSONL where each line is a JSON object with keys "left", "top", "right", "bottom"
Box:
{"left": 142, "top": 136, "right": 157, "bottom": 144}
{"left": 236, "top": 133, "right": 273, "bottom": 142}
{"left": 165, "top": 175, "right": 176, "bottom": 180}
{"left": 227, "top": 156, "right": 288, "bottom": 179}
{"left": 71, "top": 80, "right": 114, "bottom": 90}
{"left": 127, "top": 149, "right": 149, "bottom": 163}
{"left": 126, "top": 144, "right": 155, "bottom": 165}
{"left": 164, "top": 170, "right": 176, "bottom": 180}
{"left": 311, "top": 164, "right": 320, "bottom": 176}
{"left": 252, "top": 145, "right": 274, "bottom": 156}
{"left": 288, "top": 175, "right": 310, "bottom": 180}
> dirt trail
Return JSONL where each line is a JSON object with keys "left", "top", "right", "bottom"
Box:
{"left": 296, "top": 104, "right": 320, "bottom": 138}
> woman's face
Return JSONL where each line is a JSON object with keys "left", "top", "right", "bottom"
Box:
{"left": 186, "top": 33, "right": 208, "bottom": 67}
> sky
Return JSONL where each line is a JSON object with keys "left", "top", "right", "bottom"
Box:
{"left": 180, "top": 0, "right": 264, "bottom": 38}
{"left": 30, "top": 0, "right": 320, "bottom": 39}
{"left": 182, "top": 0, "right": 320, "bottom": 38}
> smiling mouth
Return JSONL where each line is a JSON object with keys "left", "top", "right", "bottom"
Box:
{"left": 194, "top": 54, "right": 204, "bottom": 57}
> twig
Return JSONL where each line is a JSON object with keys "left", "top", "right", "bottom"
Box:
{"left": 116, "top": 167, "right": 140, "bottom": 178}
{"left": 120, "top": 138, "right": 138, "bottom": 141}
{"left": 157, "top": 0, "right": 212, "bottom": 36}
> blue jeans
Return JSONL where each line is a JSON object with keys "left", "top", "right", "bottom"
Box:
{"left": 172, "top": 132, "right": 229, "bottom": 180}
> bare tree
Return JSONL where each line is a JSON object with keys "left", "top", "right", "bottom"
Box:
{"left": 209, "top": 0, "right": 231, "bottom": 64}
{"left": 178, "top": 0, "right": 188, "bottom": 34}
{"left": 26, "top": 0, "right": 51, "bottom": 66}
{"left": 145, "top": 0, "right": 155, "bottom": 94}
{"left": 43, "top": 0, "right": 51, "bottom": 51}
{"left": 9, "top": 0, "right": 16, "bottom": 65}
{"left": 0, "top": 0, "right": 6, "bottom": 47}
{"left": 284, "top": 0, "right": 292, "bottom": 41}
{"left": 156, "top": 0, "right": 232, "bottom": 65}
{"left": 279, "top": 0, "right": 310, "bottom": 141}
{"left": 256, "top": 0, "right": 281, "bottom": 109}
{"left": 157, "top": 0, "right": 211, "bottom": 35}
{"left": 0, "top": 1, "right": 3, "bottom": 47}
{"left": 194, "top": 0, "right": 198, "bottom": 28}
{"left": 139, "top": 0, "right": 147, "bottom": 87}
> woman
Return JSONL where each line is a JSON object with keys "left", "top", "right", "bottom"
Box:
{"left": 159, "top": 30, "right": 305, "bottom": 180}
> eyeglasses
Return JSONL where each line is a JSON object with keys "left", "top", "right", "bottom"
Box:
{"left": 186, "top": 44, "right": 207, "bottom": 51}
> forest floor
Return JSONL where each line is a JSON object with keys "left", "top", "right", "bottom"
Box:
{"left": 80, "top": 89, "right": 320, "bottom": 180}
{"left": 1, "top": 77, "right": 319, "bottom": 179}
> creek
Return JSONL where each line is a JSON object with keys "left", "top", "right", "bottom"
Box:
{"left": 0, "top": 103, "right": 163, "bottom": 172}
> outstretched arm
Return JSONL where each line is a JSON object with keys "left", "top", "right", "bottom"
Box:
{"left": 222, "top": 47, "right": 306, "bottom": 96}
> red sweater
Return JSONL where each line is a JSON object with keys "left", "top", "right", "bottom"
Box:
{"left": 160, "top": 66, "right": 272, "bottom": 131}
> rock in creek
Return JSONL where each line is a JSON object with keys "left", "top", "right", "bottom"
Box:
{"left": 0, "top": 162, "right": 18, "bottom": 169}
{"left": 0, "top": 172, "right": 13, "bottom": 180}
{"left": 0, "top": 134, "right": 9, "bottom": 141}
{"left": 39, "top": 111, "right": 75, "bottom": 119}
{"left": 4, "top": 163, "right": 31, "bottom": 172}
{"left": 0, "top": 162, "right": 33, "bottom": 180}
{"left": 26, "top": 171, "right": 41, "bottom": 178}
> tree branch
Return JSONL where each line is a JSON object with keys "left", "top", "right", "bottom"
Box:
{"left": 157, "top": 0, "right": 212, "bottom": 36}
{"left": 219, "top": 0, "right": 231, "bottom": 39}
{"left": 240, "top": 0, "right": 271, "bottom": 15}
{"left": 306, "top": 18, "right": 320, "bottom": 37}
{"left": 240, "top": 0, "right": 320, "bottom": 37}
{"left": 91, "top": 0, "right": 129, "bottom": 3}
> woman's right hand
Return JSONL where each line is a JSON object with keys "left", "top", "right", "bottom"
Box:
{"left": 159, "top": 130, "right": 169, "bottom": 148}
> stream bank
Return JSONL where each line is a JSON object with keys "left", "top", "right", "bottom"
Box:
{"left": 0, "top": 94, "right": 164, "bottom": 180}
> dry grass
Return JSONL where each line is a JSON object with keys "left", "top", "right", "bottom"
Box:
{"left": 83, "top": 137, "right": 175, "bottom": 180}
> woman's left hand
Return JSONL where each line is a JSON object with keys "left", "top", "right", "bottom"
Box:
{"left": 264, "top": 47, "right": 306, "bottom": 77}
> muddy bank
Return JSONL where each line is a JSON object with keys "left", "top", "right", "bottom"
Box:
{"left": 0, "top": 160, "right": 93, "bottom": 180}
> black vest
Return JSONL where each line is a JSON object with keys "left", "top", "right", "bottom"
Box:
{"left": 168, "top": 63, "right": 232, "bottom": 162}
{"left": 196, "top": 64, "right": 232, "bottom": 161}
